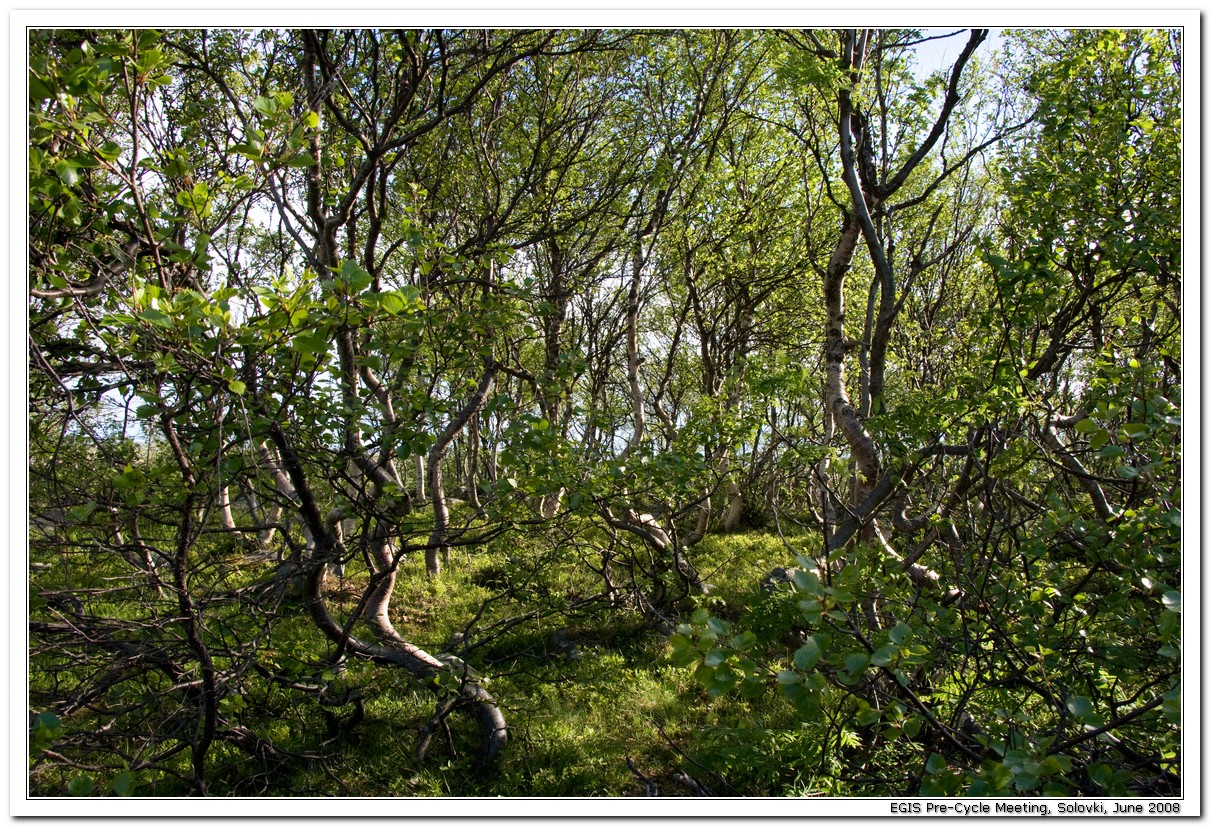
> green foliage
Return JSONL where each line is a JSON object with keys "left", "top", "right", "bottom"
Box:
{"left": 27, "top": 26, "right": 1182, "bottom": 800}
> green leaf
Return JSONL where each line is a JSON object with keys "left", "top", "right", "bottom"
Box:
{"left": 98, "top": 141, "right": 123, "bottom": 162}
{"left": 1162, "top": 685, "right": 1180, "bottom": 724}
{"left": 110, "top": 771, "right": 136, "bottom": 796}
{"left": 709, "top": 664, "right": 737, "bottom": 693}
{"left": 377, "top": 291, "right": 405, "bottom": 315}
{"left": 252, "top": 95, "right": 277, "bottom": 115}
{"left": 136, "top": 29, "right": 161, "bottom": 49}
{"left": 31, "top": 711, "right": 62, "bottom": 742}
{"left": 138, "top": 308, "right": 174, "bottom": 328}
{"left": 229, "top": 142, "right": 263, "bottom": 160}
{"left": 870, "top": 644, "right": 898, "bottom": 667}
{"left": 1040, "top": 754, "right": 1072, "bottom": 775}
{"left": 888, "top": 621, "right": 912, "bottom": 645}
{"left": 985, "top": 761, "right": 1014, "bottom": 790}
{"left": 293, "top": 331, "right": 330, "bottom": 356}
{"left": 792, "top": 567, "right": 821, "bottom": 595}
{"left": 1066, "top": 695, "right": 1095, "bottom": 722}
{"left": 340, "top": 259, "right": 373, "bottom": 292}
{"left": 706, "top": 617, "right": 733, "bottom": 636}
{"left": 844, "top": 652, "right": 869, "bottom": 675}
{"left": 1088, "top": 763, "right": 1114, "bottom": 789}
{"left": 29, "top": 74, "right": 54, "bottom": 102}
{"left": 227, "top": 379, "right": 246, "bottom": 396}
{"left": 829, "top": 588, "right": 855, "bottom": 605}
{"left": 193, "top": 232, "right": 212, "bottom": 258}
{"left": 1121, "top": 422, "right": 1149, "bottom": 440}
{"left": 669, "top": 634, "right": 696, "bottom": 667}
{"left": 54, "top": 160, "right": 80, "bottom": 186}
{"left": 67, "top": 775, "right": 94, "bottom": 796}
{"left": 1158, "top": 609, "right": 1179, "bottom": 638}
{"left": 689, "top": 607, "right": 710, "bottom": 625}
{"left": 793, "top": 636, "right": 821, "bottom": 671}
{"left": 730, "top": 630, "right": 757, "bottom": 651}
{"left": 283, "top": 152, "right": 316, "bottom": 168}
{"left": 1162, "top": 590, "right": 1181, "bottom": 613}
{"left": 68, "top": 501, "right": 98, "bottom": 522}
{"left": 856, "top": 706, "right": 881, "bottom": 726}
{"left": 70, "top": 153, "right": 101, "bottom": 169}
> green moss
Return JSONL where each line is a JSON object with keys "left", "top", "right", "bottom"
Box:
{"left": 30, "top": 525, "right": 827, "bottom": 796}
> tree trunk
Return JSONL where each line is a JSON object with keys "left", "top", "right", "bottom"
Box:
{"left": 623, "top": 238, "right": 646, "bottom": 456}
{"left": 256, "top": 441, "right": 314, "bottom": 558}
{"left": 218, "top": 485, "right": 237, "bottom": 531}
{"left": 466, "top": 412, "right": 483, "bottom": 514}
{"left": 267, "top": 422, "right": 508, "bottom": 764}
{"left": 823, "top": 217, "right": 882, "bottom": 516}
{"left": 719, "top": 456, "right": 744, "bottom": 532}
{"left": 413, "top": 453, "right": 427, "bottom": 505}
{"left": 539, "top": 490, "right": 565, "bottom": 519}
{"left": 427, "top": 362, "right": 497, "bottom": 577}
{"left": 680, "top": 488, "right": 712, "bottom": 547}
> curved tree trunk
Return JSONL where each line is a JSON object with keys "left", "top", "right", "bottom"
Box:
{"left": 311, "top": 540, "right": 508, "bottom": 763}
{"left": 268, "top": 424, "right": 508, "bottom": 763}
{"left": 813, "top": 28, "right": 986, "bottom": 559}
{"left": 679, "top": 485, "right": 713, "bottom": 548}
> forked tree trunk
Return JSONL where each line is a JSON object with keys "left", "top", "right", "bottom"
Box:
{"left": 822, "top": 216, "right": 882, "bottom": 517}
{"left": 267, "top": 423, "right": 508, "bottom": 764}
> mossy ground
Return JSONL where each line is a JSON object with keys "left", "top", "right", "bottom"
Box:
{"left": 29, "top": 516, "right": 825, "bottom": 797}
{"left": 281, "top": 529, "right": 815, "bottom": 797}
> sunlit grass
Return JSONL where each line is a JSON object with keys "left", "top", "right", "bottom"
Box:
{"left": 30, "top": 516, "right": 827, "bottom": 797}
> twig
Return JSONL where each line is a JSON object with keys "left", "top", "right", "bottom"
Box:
{"left": 652, "top": 720, "right": 742, "bottom": 795}
{"left": 672, "top": 770, "right": 713, "bottom": 796}
{"left": 625, "top": 755, "right": 659, "bottom": 796}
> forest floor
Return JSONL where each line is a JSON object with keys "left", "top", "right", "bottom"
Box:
{"left": 208, "top": 529, "right": 815, "bottom": 797}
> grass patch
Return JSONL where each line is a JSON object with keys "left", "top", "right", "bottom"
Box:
{"left": 30, "top": 517, "right": 822, "bottom": 797}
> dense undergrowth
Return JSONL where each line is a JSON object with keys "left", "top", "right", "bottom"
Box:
{"left": 29, "top": 486, "right": 1183, "bottom": 798}
{"left": 30, "top": 515, "right": 829, "bottom": 797}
